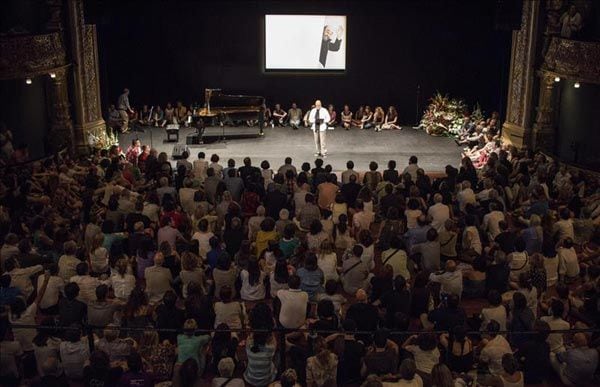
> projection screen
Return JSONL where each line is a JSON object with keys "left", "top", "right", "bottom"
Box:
{"left": 265, "top": 15, "right": 347, "bottom": 70}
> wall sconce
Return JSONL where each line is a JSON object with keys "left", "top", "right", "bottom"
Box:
{"left": 574, "top": 82, "right": 581, "bottom": 88}
{"left": 50, "top": 72, "right": 56, "bottom": 78}
{"left": 554, "top": 77, "right": 560, "bottom": 82}
{"left": 25, "top": 78, "right": 32, "bottom": 85}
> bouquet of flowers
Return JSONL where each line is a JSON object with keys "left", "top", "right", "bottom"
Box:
{"left": 87, "top": 125, "right": 120, "bottom": 151}
{"left": 418, "top": 92, "right": 469, "bottom": 136}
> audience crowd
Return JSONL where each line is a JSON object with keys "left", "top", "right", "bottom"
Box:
{"left": 1, "top": 134, "right": 600, "bottom": 387}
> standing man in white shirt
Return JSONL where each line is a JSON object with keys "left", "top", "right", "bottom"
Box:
{"left": 308, "top": 100, "right": 330, "bottom": 157}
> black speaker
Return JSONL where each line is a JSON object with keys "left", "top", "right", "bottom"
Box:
{"left": 494, "top": 0, "right": 523, "bottom": 31}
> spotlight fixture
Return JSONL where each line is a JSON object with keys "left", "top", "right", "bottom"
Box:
{"left": 574, "top": 82, "right": 581, "bottom": 88}
{"left": 50, "top": 72, "right": 56, "bottom": 78}
{"left": 554, "top": 76, "right": 560, "bottom": 82}
{"left": 25, "top": 78, "right": 32, "bottom": 85}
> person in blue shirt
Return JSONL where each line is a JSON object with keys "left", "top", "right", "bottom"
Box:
{"left": 0, "top": 274, "right": 20, "bottom": 307}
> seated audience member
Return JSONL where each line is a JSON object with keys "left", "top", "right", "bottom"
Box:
{"left": 363, "top": 329, "right": 399, "bottom": 377}
{"left": 212, "top": 357, "right": 245, "bottom": 387}
{"left": 341, "top": 245, "right": 369, "bottom": 295}
{"left": 402, "top": 333, "right": 440, "bottom": 383}
{"left": 479, "top": 320, "right": 512, "bottom": 375}
{"left": 305, "top": 336, "right": 338, "bottom": 386}
{"left": 360, "top": 105, "right": 373, "bottom": 129}
{"left": 118, "top": 352, "right": 154, "bottom": 387}
{"left": 296, "top": 253, "right": 325, "bottom": 300}
{"left": 276, "top": 274, "right": 308, "bottom": 329}
{"left": 176, "top": 319, "right": 211, "bottom": 376}
{"left": 550, "top": 332, "right": 599, "bottom": 386}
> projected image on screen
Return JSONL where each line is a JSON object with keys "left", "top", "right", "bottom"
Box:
{"left": 265, "top": 15, "right": 346, "bottom": 70}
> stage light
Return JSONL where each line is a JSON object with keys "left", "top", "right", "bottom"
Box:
{"left": 574, "top": 82, "right": 581, "bottom": 88}
{"left": 50, "top": 72, "right": 56, "bottom": 78}
{"left": 25, "top": 78, "right": 32, "bottom": 85}
{"left": 554, "top": 76, "right": 560, "bottom": 82}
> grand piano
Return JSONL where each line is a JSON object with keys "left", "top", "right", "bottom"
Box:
{"left": 196, "top": 89, "right": 265, "bottom": 130}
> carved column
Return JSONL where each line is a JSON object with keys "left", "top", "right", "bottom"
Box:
{"left": 66, "top": 0, "right": 105, "bottom": 152}
{"left": 501, "top": 0, "right": 540, "bottom": 149}
{"left": 46, "top": 67, "right": 74, "bottom": 151}
{"left": 531, "top": 72, "right": 557, "bottom": 151}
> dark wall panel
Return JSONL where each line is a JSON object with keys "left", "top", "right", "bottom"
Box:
{"left": 97, "top": 0, "right": 511, "bottom": 123}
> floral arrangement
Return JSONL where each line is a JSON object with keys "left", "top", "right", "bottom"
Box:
{"left": 418, "top": 92, "right": 469, "bottom": 136}
{"left": 87, "top": 126, "right": 120, "bottom": 151}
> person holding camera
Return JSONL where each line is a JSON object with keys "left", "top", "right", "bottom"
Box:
{"left": 308, "top": 99, "right": 330, "bottom": 157}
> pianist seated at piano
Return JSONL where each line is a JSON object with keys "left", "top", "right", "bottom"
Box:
{"left": 272, "top": 104, "right": 287, "bottom": 126}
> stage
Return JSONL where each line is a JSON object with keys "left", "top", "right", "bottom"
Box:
{"left": 118, "top": 125, "right": 463, "bottom": 174}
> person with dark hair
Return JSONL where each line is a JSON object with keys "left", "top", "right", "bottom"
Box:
{"left": 557, "top": 237, "right": 579, "bottom": 283}
{"left": 360, "top": 329, "right": 398, "bottom": 377}
{"left": 426, "top": 293, "right": 466, "bottom": 332}
{"left": 0, "top": 274, "right": 20, "bottom": 307}
{"left": 155, "top": 290, "right": 185, "bottom": 344}
{"left": 509, "top": 291, "right": 535, "bottom": 349}
{"left": 402, "top": 333, "right": 440, "bottom": 382}
{"left": 244, "top": 303, "right": 276, "bottom": 386}
{"left": 276, "top": 274, "right": 308, "bottom": 329}
{"left": 341, "top": 245, "right": 368, "bottom": 295}
{"left": 87, "top": 284, "right": 118, "bottom": 328}
{"left": 83, "top": 350, "right": 124, "bottom": 387}
{"left": 214, "top": 285, "right": 247, "bottom": 331}
{"left": 59, "top": 324, "right": 89, "bottom": 379}
{"left": 118, "top": 351, "right": 154, "bottom": 387}
{"left": 540, "top": 299, "right": 570, "bottom": 354}
{"left": 396, "top": 358, "right": 423, "bottom": 386}
{"left": 440, "top": 325, "right": 473, "bottom": 374}
{"left": 59, "top": 281, "right": 87, "bottom": 327}
{"left": 324, "top": 319, "right": 365, "bottom": 384}
{"left": 380, "top": 274, "right": 411, "bottom": 329}
{"left": 297, "top": 253, "right": 324, "bottom": 300}
{"left": 70, "top": 262, "right": 104, "bottom": 303}
{"left": 240, "top": 259, "right": 266, "bottom": 301}
{"left": 481, "top": 290, "right": 507, "bottom": 331}
{"left": 480, "top": 320, "right": 512, "bottom": 375}
{"left": 517, "top": 320, "right": 551, "bottom": 383}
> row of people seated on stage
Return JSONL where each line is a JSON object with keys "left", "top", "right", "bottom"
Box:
{"left": 264, "top": 103, "right": 402, "bottom": 131}
{"left": 453, "top": 114, "right": 503, "bottom": 169}
{"left": 107, "top": 101, "right": 194, "bottom": 130}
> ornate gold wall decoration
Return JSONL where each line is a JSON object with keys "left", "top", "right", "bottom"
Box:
{"left": 0, "top": 33, "right": 67, "bottom": 79}
{"left": 502, "top": 0, "right": 539, "bottom": 149}
{"left": 542, "top": 37, "right": 600, "bottom": 84}
{"left": 67, "top": 0, "right": 105, "bottom": 152}
{"left": 45, "top": 67, "right": 75, "bottom": 151}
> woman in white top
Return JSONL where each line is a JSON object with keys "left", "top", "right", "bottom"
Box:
{"left": 240, "top": 259, "right": 266, "bottom": 301}
{"left": 269, "top": 260, "right": 290, "bottom": 298}
{"left": 32, "top": 318, "right": 63, "bottom": 376}
{"left": 542, "top": 242, "right": 559, "bottom": 288}
{"left": 317, "top": 241, "right": 339, "bottom": 281}
{"left": 508, "top": 238, "right": 529, "bottom": 284}
{"left": 405, "top": 198, "right": 423, "bottom": 229}
{"left": 89, "top": 233, "right": 109, "bottom": 274}
{"left": 260, "top": 160, "right": 274, "bottom": 189}
{"left": 179, "top": 252, "right": 206, "bottom": 298}
{"left": 109, "top": 258, "right": 136, "bottom": 301}
{"left": 10, "top": 272, "right": 50, "bottom": 352}
{"left": 191, "top": 218, "right": 214, "bottom": 259}
{"left": 358, "top": 230, "right": 375, "bottom": 271}
{"left": 37, "top": 264, "right": 65, "bottom": 313}
{"left": 142, "top": 194, "right": 161, "bottom": 223}
{"left": 214, "top": 285, "right": 247, "bottom": 331}
{"left": 209, "top": 154, "right": 223, "bottom": 178}
{"left": 481, "top": 290, "right": 507, "bottom": 331}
